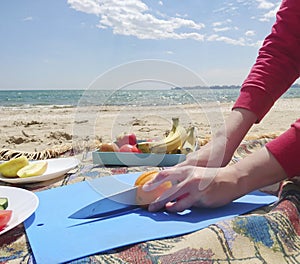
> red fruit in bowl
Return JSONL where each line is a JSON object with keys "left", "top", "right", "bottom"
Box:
{"left": 116, "top": 133, "right": 137, "bottom": 147}
{"left": 119, "top": 144, "right": 141, "bottom": 153}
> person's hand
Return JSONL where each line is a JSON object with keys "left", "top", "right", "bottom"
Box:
{"left": 177, "top": 108, "right": 258, "bottom": 168}
{"left": 143, "top": 147, "right": 288, "bottom": 213}
{"left": 176, "top": 136, "right": 231, "bottom": 168}
{"left": 143, "top": 165, "right": 240, "bottom": 212}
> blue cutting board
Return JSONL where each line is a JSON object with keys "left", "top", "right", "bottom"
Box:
{"left": 24, "top": 172, "right": 277, "bottom": 264}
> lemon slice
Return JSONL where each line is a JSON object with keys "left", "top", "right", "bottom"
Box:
{"left": 0, "top": 156, "right": 29, "bottom": 178}
{"left": 17, "top": 161, "right": 48, "bottom": 178}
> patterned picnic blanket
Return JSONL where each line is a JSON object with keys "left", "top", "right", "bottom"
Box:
{"left": 1, "top": 138, "right": 300, "bottom": 263}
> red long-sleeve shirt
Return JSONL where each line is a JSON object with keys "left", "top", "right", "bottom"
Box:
{"left": 233, "top": 0, "right": 300, "bottom": 177}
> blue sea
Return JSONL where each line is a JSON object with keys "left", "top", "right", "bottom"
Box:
{"left": 1, "top": 87, "right": 300, "bottom": 107}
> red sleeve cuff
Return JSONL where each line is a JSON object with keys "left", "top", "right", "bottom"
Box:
{"left": 266, "top": 119, "right": 300, "bottom": 178}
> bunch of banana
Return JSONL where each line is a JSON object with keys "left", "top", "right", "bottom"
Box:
{"left": 137, "top": 117, "right": 187, "bottom": 154}
{"left": 180, "top": 126, "right": 198, "bottom": 154}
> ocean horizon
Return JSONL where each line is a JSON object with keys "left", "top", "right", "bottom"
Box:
{"left": 1, "top": 86, "right": 300, "bottom": 107}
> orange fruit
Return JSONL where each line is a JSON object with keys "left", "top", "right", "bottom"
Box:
{"left": 134, "top": 171, "right": 172, "bottom": 208}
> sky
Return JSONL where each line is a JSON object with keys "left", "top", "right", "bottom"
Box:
{"left": 1, "top": 0, "right": 295, "bottom": 90}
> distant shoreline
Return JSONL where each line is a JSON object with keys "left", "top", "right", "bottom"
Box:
{"left": 1, "top": 86, "right": 300, "bottom": 108}
{"left": 172, "top": 83, "right": 300, "bottom": 90}
{"left": 1, "top": 83, "right": 300, "bottom": 92}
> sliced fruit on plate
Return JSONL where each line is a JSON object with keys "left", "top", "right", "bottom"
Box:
{"left": 0, "top": 197, "right": 8, "bottom": 210}
{"left": 0, "top": 210, "right": 12, "bottom": 231}
{"left": 0, "top": 156, "right": 29, "bottom": 178}
{"left": 17, "top": 161, "right": 48, "bottom": 178}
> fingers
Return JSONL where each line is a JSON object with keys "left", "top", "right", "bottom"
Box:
{"left": 148, "top": 186, "right": 196, "bottom": 212}
{"left": 147, "top": 183, "right": 188, "bottom": 212}
{"left": 141, "top": 170, "right": 170, "bottom": 191}
{"left": 165, "top": 194, "right": 195, "bottom": 212}
{"left": 142, "top": 168, "right": 187, "bottom": 191}
{"left": 142, "top": 166, "right": 203, "bottom": 212}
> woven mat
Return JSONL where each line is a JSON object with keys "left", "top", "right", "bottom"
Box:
{"left": 1, "top": 138, "right": 300, "bottom": 263}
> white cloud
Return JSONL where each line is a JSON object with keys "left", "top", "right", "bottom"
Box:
{"left": 175, "top": 13, "right": 188, "bottom": 18}
{"left": 256, "top": 0, "right": 274, "bottom": 9}
{"left": 213, "top": 27, "right": 231, "bottom": 33}
{"left": 68, "top": 0, "right": 205, "bottom": 41}
{"left": 245, "top": 30, "right": 255, "bottom": 37}
{"left": 67, "top": 0, "right": 102, "bottom": 15}
{"left": 259, "top": 4, "right": 280, "bottom": 21}
{"left": 212, "top": 19, "right": 233, "bottom": 32}
{"left": 212, "top": 19, "right": 232, "bottom": 28}
{"left": 23, "top": 16, "right": 33, "bottom": 21}
{"left": 212, "top": 21, "right": 222, "bottom": 27}
{"left": 206, "top": 34, "right": 247, "bottom": 46}
{"left": 67, "top": 0, "right": 278, "bottom": 47}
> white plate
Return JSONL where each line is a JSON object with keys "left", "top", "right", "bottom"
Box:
{"left": 0, "top": 157, "right": 79, "bottom": 184}
{"left": 0, "top": 186, "right": 39, "bottom": 235}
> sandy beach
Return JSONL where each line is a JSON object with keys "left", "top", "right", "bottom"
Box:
{"left": 0, "top": 98, "right": 300, "bottom": 154}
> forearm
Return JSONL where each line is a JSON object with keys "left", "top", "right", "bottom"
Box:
{"left": 180, "top": 107, "right": 257, "bottom": 168}
{"left": 208, "top": 108, "right": 257, "bottom": 166}
{"left": 199, "top": 147, "right": 288, "bottom": 208}
{"left": 233, "top": 147, "right": 287, "bottom": 196}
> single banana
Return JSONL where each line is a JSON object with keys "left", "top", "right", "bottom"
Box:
{"left": 137, "top": 117, "right": 187, "bottom": 154}
{"left": 0, "top": 156, "right": 29, "bottom": 178}
{"left": 137, "top": 117, "right": 178, "bottom": 153}
{"left": 137, "top": 118, "right": 178, "bottom": 153}
{"left": 180, "top": 126, "right": 198, "bottom": 154}
{"left": 162, "top": 118, "right": 178, "bottom": 140}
